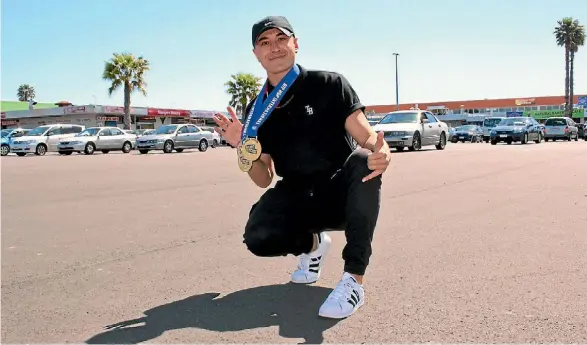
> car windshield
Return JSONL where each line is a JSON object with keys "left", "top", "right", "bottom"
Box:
{"left": 460, "top": 125, "right": 477, "bottom": 131}
{"left": 155, "top": 125, "right": 178, "bottom": 134}
{"left": 544, "top": 118, "right": 567, "bottom": 126}
{"left": 379, "top": 112, "right": 418, "bottom": 124}
{"left": 499, "top": 118, "right": 527, "bottom": 126}
{"left": 1, "top": 130, "right": 11, "bottom": 137}
{"left": 26, "top": 126, "right": 51, "bottom": 136}
{"left": 483, "top": 118, "right": 503, "bottom": 127}
{"left": 76, "top": 128, "right": 101, "bottom": 136}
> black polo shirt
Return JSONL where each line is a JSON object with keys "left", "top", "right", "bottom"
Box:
{"left": 244, "top": 64, "right": 365, "bottom": 181}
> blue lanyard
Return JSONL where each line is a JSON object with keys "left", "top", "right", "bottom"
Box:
{"left": 241, "top": 64, "right": 300, "bottom": 141}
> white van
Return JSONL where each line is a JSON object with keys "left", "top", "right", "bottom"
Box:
{"left": 9, "top": 124, "right": 85, "bottom": 156}
{"left": 482, "top": 117, "right": 506, "bottom": 142}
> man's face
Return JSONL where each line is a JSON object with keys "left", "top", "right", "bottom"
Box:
{"left": 253, "top": 28, "right": 298, "bottom": 74}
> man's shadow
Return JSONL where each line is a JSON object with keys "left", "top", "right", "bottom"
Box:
{"left": 85, "top": 283, "right": 341, "bottom": 344}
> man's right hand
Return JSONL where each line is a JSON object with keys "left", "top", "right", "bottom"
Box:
{"left": 213, "top": 106, "right": 243, "bottom": 148}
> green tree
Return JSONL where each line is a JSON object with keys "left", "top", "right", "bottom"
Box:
{"left": 17, "top": 84, "right": 35, "bottom": 102}
{"left": 554, "top": 17, "right": 585, "bottom": 117}
{"left": 225, "top": 73, "right": 262, "bottom": 123}
{"left": 102, "top": 52, "right": 150, "bottom": 129}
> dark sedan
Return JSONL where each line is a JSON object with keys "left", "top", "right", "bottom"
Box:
{"left": 490, "top": 117, "right": 543, "bottom": 145}
{"left": 451, "top": 125, "right": 483, "bottom": 143}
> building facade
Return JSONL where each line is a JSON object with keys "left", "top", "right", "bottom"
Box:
{"left": 0, "top": 102, "right": 232, "bottom": 130}
{"left": 365, "top": 95, "right": 587, "bottom": 125}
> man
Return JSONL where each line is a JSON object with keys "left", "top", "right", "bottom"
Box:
{"left": 213, "top": 15, "right": 391, "bottom": 319}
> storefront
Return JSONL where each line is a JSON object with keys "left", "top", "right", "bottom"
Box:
{"left": 524, "top": 109, "right": 585, "bottom": 123}
{"left": 1, "top": 104, "right": 229, "bottom": 130}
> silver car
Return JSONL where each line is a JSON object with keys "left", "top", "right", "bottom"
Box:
{"left": 57, "top": 127, "right": 136, "bottom": 155}
{"left": 9, "top": 124, "right": 85, "bottom": 156}
{"left": 544, "top": 117, "right": 579, "bottom": 142}
{"left": 372, "top": 110, "right": 449, "bottom": 151}
{"left": 135, "top": 124, "right": 213, "bottom": 154}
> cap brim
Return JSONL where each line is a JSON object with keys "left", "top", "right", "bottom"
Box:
{"left": 255, "top": 27, "right": 294, "bottom": 45}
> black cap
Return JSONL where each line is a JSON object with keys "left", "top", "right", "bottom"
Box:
{"left": 252, "top": 16, "right": 295, "bottom": 46}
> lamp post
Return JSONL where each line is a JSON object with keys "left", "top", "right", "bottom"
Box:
{"left": 393, "top": 53, "right": 399, "bottom": 110}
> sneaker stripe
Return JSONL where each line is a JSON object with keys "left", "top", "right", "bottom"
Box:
{"left": 311, "top": 256, "right": 322, "bottom": 262}
{"left": 309, "top": 268, "right": 319, "bottom": 273}
{"left": 347, "top": 297, "right": 357, "bottom": 307}
{"left": 309, "top": 263, "right": 319, "bottom": 268}
{"left": 350, "top": 292, "right": 359, "bottom": 304}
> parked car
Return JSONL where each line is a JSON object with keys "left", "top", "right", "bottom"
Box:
{"left": 372, "top": 110, "right": 449, "bottom": 151}
{"left": 9, "top": 124, "right": 85, "bottom": 156}
{"left": 135, "top": 124, "right": 213, "bottom": 154}
{"left": 1, "top": 128, "right": 30, "bottom": 156}
{"left": 200, "top": 126, "right": 222, "bottom": 147}
{"left": 451, "top": 125, "right": 483, "bottom": 143}
{"left": 543, "top": 117, "right": 579, "bottom": 142}
{"left": 447, "top": 127, "right": 457, "bottom": 141}
{"left": 576, "top": 123, "right": 585, "bottom": 139}
{"left": 481, "top": 117, "right": 506, "bottom": 143}
{"left": 489, "top": 117, "right": 543, "bottom": 145}
{"left": 57, "top": 127, "right": 136, "bottom": 155}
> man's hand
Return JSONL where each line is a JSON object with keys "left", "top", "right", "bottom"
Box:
{"left": 213, "top": 106, "right": 243, "bottom": 148}
{"left": 363, "top": 131, "right": 391, "bottom": 182}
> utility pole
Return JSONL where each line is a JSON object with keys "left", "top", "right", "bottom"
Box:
{"left": 393, "top": 53, "right": 399, "bottom": 110}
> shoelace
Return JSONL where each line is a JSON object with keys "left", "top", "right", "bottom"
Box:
{"left": 327, "top": 279, "right": 353, "bottom": 301}
{"left": 296, "top": 254, "right": 310, "bottom": 271}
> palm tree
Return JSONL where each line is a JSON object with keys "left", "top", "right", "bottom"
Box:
{"left": 225, "top": 73, "right": 262, "bottom": 123}
{"left": 17, "top": 84, "right": 35, "bottom": 102}
{"left": 554, "top": 17, "right": 585, "bottom": 117}
{"left": 569, "top": 21, "right": 585, "bottom": 117}
{"left": 102, "top": 52, "right": 150, "bottom": 129}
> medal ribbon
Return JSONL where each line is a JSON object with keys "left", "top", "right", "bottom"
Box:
{"left": 241, "top": 64, "right": 300, "bottom": 141}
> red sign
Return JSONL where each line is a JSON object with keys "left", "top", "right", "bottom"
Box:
{"left": 102, "top": 106, "right": 134, "bottom": 114}
{"left": 1, "top": 112, "right": 6, "bottom": 119}
{"left": 147, "top": 108, "right": 190, "bottom": 117}
{"left": 64, "top": 106, "right": 87, "bottom": 114}
{"left": 1, "top": 119, "right": 18, "bottom": 126}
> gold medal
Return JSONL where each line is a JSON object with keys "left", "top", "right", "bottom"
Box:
{"left": 237, "top": 144, "right": 253, "bottom": 172}
{"left": 240, "top": 138, "right": 262, "bottom": 161}
{"left": 238, "top": 154, "right": 252, "bottom": 172}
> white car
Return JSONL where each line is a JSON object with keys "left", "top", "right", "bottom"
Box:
{"left": 9, "top": 124, "right": 85, "bottom": 156}
{"left": 372, "top": 110, "right": 448, "bottom": 151}
{"left": 57, "top": 127, "right": 137, "bottom": 155}
{"left": 200, "top": 126, "right": 222, "bottom": 147}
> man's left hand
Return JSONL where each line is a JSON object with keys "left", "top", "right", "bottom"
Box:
{"left": 363, "top": 131, "right": 391, "bottom": 182}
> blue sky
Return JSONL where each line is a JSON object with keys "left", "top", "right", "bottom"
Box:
{"left": 2, "top": 0, "right": 586, "bottom": 111}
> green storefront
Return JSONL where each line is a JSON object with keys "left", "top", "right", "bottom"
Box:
{"left": 524, "top": 109, "right": 585, "bottom": 120}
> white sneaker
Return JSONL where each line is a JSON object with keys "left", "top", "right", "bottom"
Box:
{"left": 318, "top": 272, "right": 365, "bottom": 319}
{"left": 290, "top": 232, "right": 331, "bottom": 284}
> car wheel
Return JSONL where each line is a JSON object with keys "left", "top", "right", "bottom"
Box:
{"left": 84, "top": 142, "right": 95, "bottom": 155}
{"left": 212, "top": 139, "right": 218, "bottom": 148}
{"left": 198, "top": 139, "right": 208, "bottom": 152}
{"left": 35, "top": 144, "right": 47, "bottom": 156}
{"left": 534, "top": 133, "right": 542, "bottom": 144}
{"left": 395, "top": 147, "right": 405, "bottom": 152}
{"left": 163, "top": 140, "right": 174, "bottom": 153}
{"left": 435, "top": 132, "right": 446, "bottom": 150}
{"left": 408, "top": 132, "right": 421, "bottom": 151}
{"left": 490, "top": 140, "right": 497, "bottom": 145}
{"left": 175, "top": 148, "right": 184, "bottom": 153}
{"left": 101, "top": 150, "right": 110, "bottom": 154}
{"left": 521, "top": 133, "right": 528, "bottom": 144}
{"left": 139, "top": 150, "right": 149, "bottom": 154}
{"left": 122, "top": 141, "right": 132, "bottom": 153}
{"left": 1, "top": 144, "right": 9, "bottom": 156}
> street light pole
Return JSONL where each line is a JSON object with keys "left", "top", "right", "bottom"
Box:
{"left": 393, "top": 53, "right": 399, "bottom": 110}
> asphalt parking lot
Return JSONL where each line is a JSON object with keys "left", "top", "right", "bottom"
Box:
{"left": 2, "top": 141, "right": 586, "bottom": 343}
